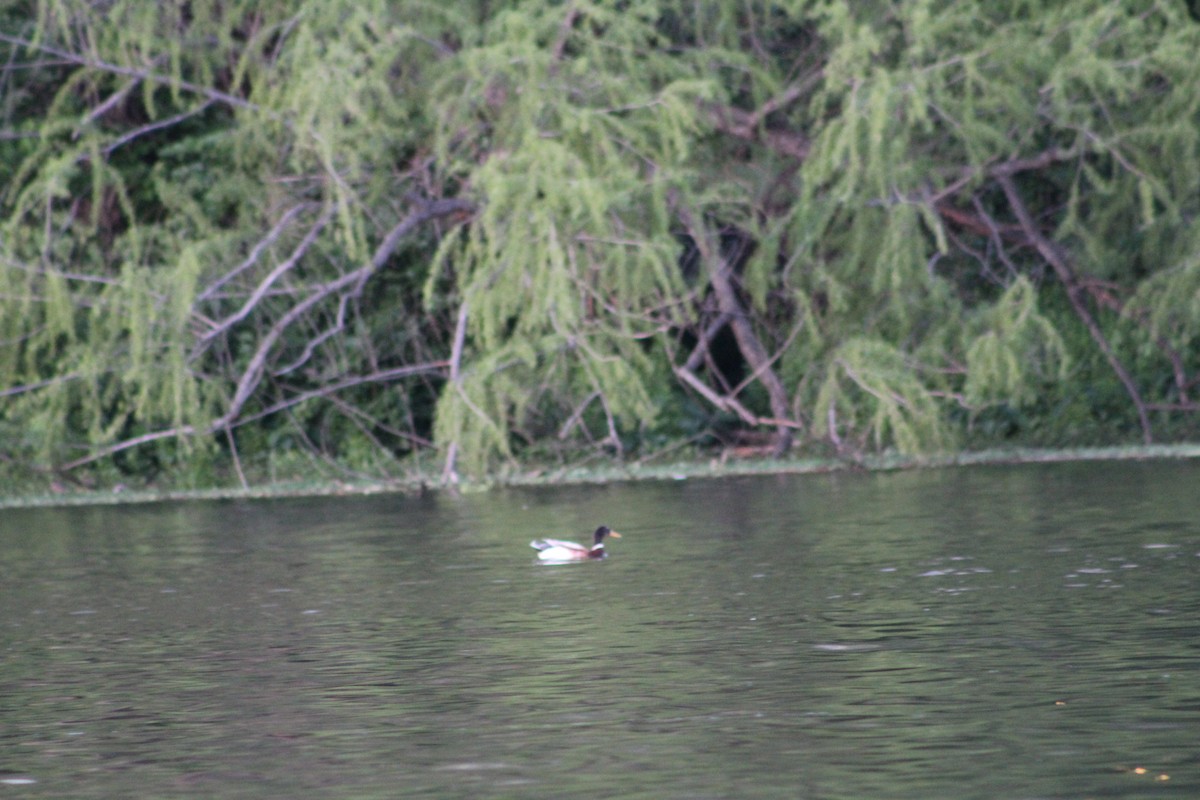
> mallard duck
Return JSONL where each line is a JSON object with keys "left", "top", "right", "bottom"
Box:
{"left": 530, "top": 526, "right": 621, "bottom": 562}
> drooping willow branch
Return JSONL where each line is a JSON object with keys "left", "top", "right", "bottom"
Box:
{"left": 942, "top": 184, "right": 1197, "bottom": 410}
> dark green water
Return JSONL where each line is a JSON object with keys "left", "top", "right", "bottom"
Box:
{"left": 2, "top": 461, "right": 1198, "bottom": 798}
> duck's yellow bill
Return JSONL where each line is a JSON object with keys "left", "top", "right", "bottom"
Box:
{"left": 608, "top": 531, "right": 622, "bottom": 538}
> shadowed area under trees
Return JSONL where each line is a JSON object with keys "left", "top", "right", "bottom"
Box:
{"left": 2, "top": 1, "right": 1199, "bottom": 491}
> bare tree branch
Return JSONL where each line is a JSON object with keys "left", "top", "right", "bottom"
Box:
{"left": 702, "top": 72, "right": 822, "bottom": 160}
{"left": 683, "top": 311, "right": 733, "bottom": 372}
{"left": 447, "top": 298, "right": 469, "bottom": 383}
{"left": 224, "top": 427, "right": 249, "bottom": 490}
{"left": 192, "top": 205, "right": 334, "bottom": 358}
{"left": 56, "top": 198, "right": 474, "bottom": 473}
{"left": 675, "top": 205, "right": 797, "bottom": 454}
{"left": 673, "top": 363, "right": 761, "bottom": 426}
{"left": 558, "top": 390, "right": 601, "bottom": 439}
{"left": 102, "top": 100, "right": 215, "bottom": 157}
{"left": 0, "top": 32, "right": 265, "bottom": 114}
{"left": 58, "top": 425, "right": 200, "bottom": 472}
{"left": 273, "top": 291, "right": 352, "bottom": 378}
{"left": 550, "top": 5, "right": 582, "bottom": 65}
{"left": 0, "top": 372, "right": 84, "bottom": 398}
{"left": 79, "top": 76, "right": 140, "bottom": 132}
{"left": 704, "top": 101, "right": 811, "bottom": 159}
{"left": 997, "top": 174, "right": 1153, "bottom": 443}
{"left": 57, "top": 361, "right": 451, "bottom": 473}
{"left": 195, "top": 202, "right": 313, "bottom": 304}
{"left": 440, "top": 299, "right": 471, "bottom": 484}
{"left": 232, "top": 362, "right": 450, "bottom": 429}
{"left": 212, "top": 198, "right": 473, "bottom": 431}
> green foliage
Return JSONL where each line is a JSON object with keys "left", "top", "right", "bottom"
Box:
{"left": 1130, "top": 255, "right": 1200, "bottom": 356}
{"left": 962, "top": 277, "right": 1070, "bottom": 407}
{"left": 2, "top": 0, "right": 1199, "bottom": 489}
{"left": 813, "top": 338, "right": 953, "bottom": 455}
{"left": 424, "top": 1, "right": 710, "bottom": 470}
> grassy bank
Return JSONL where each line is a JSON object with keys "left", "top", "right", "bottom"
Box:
{"left": 3, "top": 444, "right": 1197, "bottom": 510}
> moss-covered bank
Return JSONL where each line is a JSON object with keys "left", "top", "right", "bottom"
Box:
{"left": 3, "top": 444, "right": 1197, "bottom": 511}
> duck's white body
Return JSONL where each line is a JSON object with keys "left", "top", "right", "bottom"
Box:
{"left": 530, "top": 538, "right": 597, "bottom": 562}
{"left": 530, "top": 527, "right": 620, "bottom": 562}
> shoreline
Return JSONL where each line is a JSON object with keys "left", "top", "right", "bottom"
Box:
{"left": 2, "top": 443, "right": 1198, "bottom": 510}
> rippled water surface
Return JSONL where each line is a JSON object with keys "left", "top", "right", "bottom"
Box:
{"left": 2, "top": 461, "right": 1198, "bottom": 798}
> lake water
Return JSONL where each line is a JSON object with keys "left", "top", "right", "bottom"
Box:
{"left": 2, "top": 460, "right": 1198, "bottom": 798}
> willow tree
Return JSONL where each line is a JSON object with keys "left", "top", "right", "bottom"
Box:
{"left": 769, "top": 2, "right": 1200, "bottom": 449}
{"left": 1, "top": 0, "right": 1198, "bottom": 489}
{"left": 1, "top": 0, "right": 476, "bottom": 485}
{"left": 785, "top": 0, "right": 1200, "bottom": 449}
{"left": 428, "top": 0, "right": 1200, "bottom": 471}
